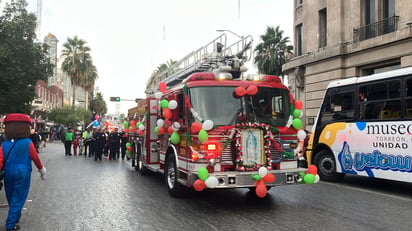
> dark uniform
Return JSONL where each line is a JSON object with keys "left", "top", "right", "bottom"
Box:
{"left": 93, "top": 129, "right": 105, "bottom": 161}
{"left": 120, "top": 132, "right": 128, "bottom": 160}
{"left": 109, "top": 130, "right": 120, "bottom": 160}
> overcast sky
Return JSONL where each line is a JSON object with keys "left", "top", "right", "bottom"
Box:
{"left": 20, "top": 0, "right": 293, "bottom": 114}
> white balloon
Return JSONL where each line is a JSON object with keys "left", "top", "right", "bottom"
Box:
{"left": 205, "top": 176, "right": 219, "bottom": 188}
{"left": 314, "top": 174, "right": 320, "bottom": 183}
{"left": 154, "top": 92, "right": 163, "bottom": 99}
{"left": 202, "top": 120, "right": 214, "bottom": 130}
{"left": 157, "top": 119, "right": 164, "bottom": 127}
{"left": 138, "top": 124, "right": 145, "bottom": 130}
{"left": 297, "top": 129, "right": 307, "bottom": 141}
{"left": 258, "top": 167, "right": 268, "bottom": 178}
{"left": 168, "top": 100, "right": 178, "bottom": 110}
{"left": 173, "top": 122, "right": 181, "bottom": 130}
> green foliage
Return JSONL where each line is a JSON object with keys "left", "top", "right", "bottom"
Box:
{"left": 48, "top": 105, "right": 91, "bottom": 128}
{"left": 0, "top": 0, "right": 54, "bottom": 114}
{"left": 254, "top": 26, "right": 293, "bottom": 76}
{"left": 89, "top": 92, "right": 107, "bottom": 116}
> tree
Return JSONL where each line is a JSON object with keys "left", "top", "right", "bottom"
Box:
{"left": 61, "top": 36, "right": 92, "bottom": 106}
{"left": 0, "top": 0, "right": 54, "bottom": 114}
{"left": 48, "top": 105, "right": 91, "bottom": 129}
{"left": 80, "top": 63, "right": 98, "bottom": 110}
{"left": 89, "top": 92, "right": 107, "bottom": 117}
{"left": 254, "top": 26, "right": 293, "bottom": 78}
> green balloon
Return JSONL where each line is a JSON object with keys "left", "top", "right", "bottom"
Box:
{"left": 154, "top": 127, "right": 159, "bottom": 135}
{"left": 304, "top": 173, "right": 316, "bottom": 184}
{"left": 123, "top": 121, "right": 129, "bottom": 128}
{"left": 126, "top": 142, "right": 131, "bottom": 148}
{"left": 198, "top": 167, "right": 208, "bottom": 181}
{"left": 170, "top": 131, "right": 180, "bottom": 144}
{"left": 136, "top": 122, "right": 142, "bottom": 128}
{"left": 252, "top": 175, "right": 261, "bottom": 181}
{"left": 292, "top": 118, "right": 303, "bottom": 130}
{"left": 160, "top": 99, "right": 169, "bottom": 109}
{"left": 293, "top": 109, "right": 301, "bottom": 118}
{"left": 198, "top": 129, "right": 208, "bottom": 143}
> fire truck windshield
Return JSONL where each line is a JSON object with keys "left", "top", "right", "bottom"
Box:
{"left": 189, "top": 86, "right": 291, "bottom": 127}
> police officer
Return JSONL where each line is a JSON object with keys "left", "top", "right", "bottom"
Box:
{"left": 120, "top": 131, "right": 128, "bottom": 160}
{"left": 109, "top": 128, "right": 120, "bottom": 160}
{"left": 93, "top": 128, "right": 105, "bottom": 161}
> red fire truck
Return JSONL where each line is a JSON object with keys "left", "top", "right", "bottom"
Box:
{"left": 127, "top": 34, "right": 318, "bottom": 198}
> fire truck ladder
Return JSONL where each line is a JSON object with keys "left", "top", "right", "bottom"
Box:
{"left": 146, "top": 33, "right": 253, "bottom": 94}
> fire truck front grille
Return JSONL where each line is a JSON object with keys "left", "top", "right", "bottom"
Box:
{"left": 220, "top": 138, "right": 234, "bottom": 165}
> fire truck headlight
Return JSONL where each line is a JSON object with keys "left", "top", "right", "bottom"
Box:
{"left": 208, "top": 158, "right": 217, "bottom": 166}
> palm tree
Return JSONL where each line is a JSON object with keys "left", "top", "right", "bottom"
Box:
{"left": 80, "top": 64, "right": 98, "bottom": 110}
{"left": 254, "top": 26, "right": 293, "bottom": 78}
{"left": 61, "top": 36, "right": 92, "bottom": 106}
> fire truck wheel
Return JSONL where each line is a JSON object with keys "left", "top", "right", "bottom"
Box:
{"left": 136, "top": 148, "right": 149, "bottom": 175}
{"left": 313, "top": 149, "right": 345, "bottom": 182}
{"left": 165, "top": 155, "right": 186, "bottom": 197}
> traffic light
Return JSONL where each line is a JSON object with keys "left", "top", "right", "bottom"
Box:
{"left": 110, "top": 97, "right": 120, "bottom": 102}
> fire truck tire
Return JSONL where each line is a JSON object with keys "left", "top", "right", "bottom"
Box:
{"left": 136, "top": 146, "right": 149, "bottom": 175}
{"left": 313, "top": 149, "right": 345, "bottom": 182}
{"left": 165, "top": 155, "right": 186, "bottom": 197}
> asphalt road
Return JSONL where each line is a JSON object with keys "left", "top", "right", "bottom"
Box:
{"left": 0, "top": 142, "right": 411, "bottom": 231}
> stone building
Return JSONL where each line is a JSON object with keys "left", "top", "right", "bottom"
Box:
{"left": 283, "top": 0, "right": 412, "bottom": 130}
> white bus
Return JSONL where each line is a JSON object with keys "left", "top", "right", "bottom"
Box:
{"left": 306, "top": 67, "right": 412, "bottom": 182}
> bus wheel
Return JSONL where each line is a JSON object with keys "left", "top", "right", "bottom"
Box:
{"left": 165, "top": 155, "right": 186, "bottom": 197}
{"left": 314, "top": 149, "right": 344, "bottom": 181}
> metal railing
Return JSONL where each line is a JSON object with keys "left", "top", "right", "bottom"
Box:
{"left": 353, "top": 15, "right": 399, "bottom": 42}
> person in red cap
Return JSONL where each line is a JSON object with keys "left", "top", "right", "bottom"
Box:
{"left": 0, "top": 113, "right": 46, "bottom": 231}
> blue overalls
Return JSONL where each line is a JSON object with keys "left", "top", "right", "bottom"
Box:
{"left": 2, "top": 138, "right": 33, "bottom": 230}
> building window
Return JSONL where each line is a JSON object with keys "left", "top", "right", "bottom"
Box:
{"left": 365, "top": 0, "right": 376, "bottom": 39}
{"left": 296, "top": 24, "right": 303, "bottom": 56}
{"left": 319, "top": 8, "right": 327, "bottom": 48}
{"left": 297, "top": 0, "right": 303, "bottom": 6}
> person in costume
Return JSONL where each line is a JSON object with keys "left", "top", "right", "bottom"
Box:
{"left": 0, "top": 113, "right": 46, "bottom": 231}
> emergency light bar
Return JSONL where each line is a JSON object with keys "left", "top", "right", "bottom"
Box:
{"left": 184, "top": 72, "right": 233, "bottom": 83}
{"left": 246, "top": 74, "right": 282, "bottom": 83}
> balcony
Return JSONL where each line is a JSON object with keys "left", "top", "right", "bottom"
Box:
{"left": 353, "top": 15, "right": 399, "bottom": 42}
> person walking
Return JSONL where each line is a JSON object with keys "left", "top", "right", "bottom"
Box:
{"left": 93, "top": 128, "right": 105, "bottom": 161}
{"left": 109, "top": 128, "right": 120, "bottom": 160}
{"left": 72, "top": 135, "right": 79, "bottom": 155}
{"left": 64, "top": 128, "right": 73, "bottom": 156}
{"left": 120, "top": 131, "right": 128, "bottom": 160}
{"left": 78, "top": 135, "right": 84, "bottom": 155}
{"left": 83, "top": 128, "right": 93, "bottom": 158}
{"left": 0, "top": 113, "right": 46, "bottom": 231}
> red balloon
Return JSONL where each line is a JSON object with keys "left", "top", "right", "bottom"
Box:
{"left": 130, "top": 120, "right": 136, "bottom": 126}
{"left": 168, "top": 126, "right": 174, "bottom": 135}
{"left": 308, "top": 165, "right": 318, "bottom": 175}
{"left": 246, "top": 85, "right": 258, "bottom": 95}
{"left": 191, "top": 122, "right": 202, "bottom": 132}
{"left": 131, "top": 127, "right": 137, "bottom": 132}
{"left": 165, "top": 119, "right": 172, "bottom": 126}
{"left": 235, "top": 87, "right": 246, "bottom": 97}
{"left": 193, "top": 179, "right": 206, "bottom": 191}
{"left": 125, "top": 128, "right": 129, "bottom": 133}
{"left": 255, "top": 181, "right": 267, "bottom": 198}
{"left": 263, "top": 173, "right": 275, "bottom": 183}
{"left": 158, "top": 126, "right": 165, "bottom": 135}
{"left": 95, "top": 115, "right": 100, "bottom": 120}
{"left": 163, "top": 109, "right": 172, "bottom": 119}
{"left": 159, "top": 82, "right": 167, "bottom": 93}
{"left": 295, "top": 100, "right": 303, "bottom": 110}
{"left": 127, "top": 146, "right": 132, "bottom": 152}
{"left": 138, "top": 130, "right": 144, "bottom": 135}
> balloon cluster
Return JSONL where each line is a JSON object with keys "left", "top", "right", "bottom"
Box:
{"left": 301, "top": 165, "right": 319, "bottom": 184}
{"left": 125, "top": 142, "right": 132, "bottom": 157}
{"left": 193, "top": 167, "right": 219, "bottom": 191}
{"left": 190, "top": 120, "right": 213, "bottom": 143}
{"left": 252, "top": 167, "right": 275, "bottom": 198}
{"left": 234, "top": 85, "right": 258, "bottom": 98}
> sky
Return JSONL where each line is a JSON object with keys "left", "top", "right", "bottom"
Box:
{"left": 19, "top": 0, "right": 293, "bottom": 115}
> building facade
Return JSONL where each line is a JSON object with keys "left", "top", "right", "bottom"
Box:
{"left": 283, "top": 0, "right": 412, "bottom": 130}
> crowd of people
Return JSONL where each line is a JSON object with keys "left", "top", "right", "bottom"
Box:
{"left": 62, "top": 127, "right": 129, "bottom": 162}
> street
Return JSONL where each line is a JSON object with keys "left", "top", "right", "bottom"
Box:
{"left": 0, "top": 142, "right": 411, "bottom": 231}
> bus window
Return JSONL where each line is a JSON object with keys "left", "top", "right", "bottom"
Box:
{"left": 359, "top": 80, "right": 400, "bottom": 120}
{"left": 320, "top": 89, "right": 354, "bottom": 124}
{"left": 406, "top": 78, "right": 412, "bottom": 118}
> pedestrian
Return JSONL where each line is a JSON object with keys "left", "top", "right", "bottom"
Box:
{"left": 0, "top": 113, "right": 46, "bottom": 231}
{"left": 104, "top": 130, "right": 110, "bottom": 157}
{"left": 29, "top": 129, "right": 39, "bottom": 153}
{"left": 83, "top": 128, "right": 93, "bottom": 157}
{"left": 78, "top": 135, "right": 84, "bottom": 155}
{"left": 109, "top": 128, "right": 120, "bottom": 160}
{"left": 64, "top": 127, "right": 73, "bottom": 156}
{"left": 120, "top": 131, "right": 128, "bottom": 160}
{"left": 72, "top": 134, "right": 79, "bottom": 155}
{"left": 93, "top": 128, "right": 105, "bottom": 161}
